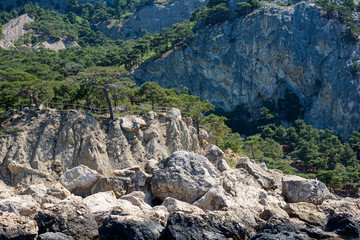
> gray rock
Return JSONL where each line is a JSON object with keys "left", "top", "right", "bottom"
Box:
{"left": 0, "top": 195, "right": 39, "bottom": 216}
{"left": 325, "top": 213, "right": 360, "bottom": 237}
{"left": 91, "top": 176, "right": 130, "bottom": 198}
{"left": 38, "top": 232, "right": 74, "bottom": 240}
{"left": 151, "top": 151, "right": 220, "bottom": 203}
{"left": 217, "top": 159, "right": 230, "bottom": 172}
{"left": 121, "top": 116, "right": 146, "bottom": 132}
{"left": 0, "top": 212, "right": 38, "bottom": 240}
{"left": 120, "top": 191, "right": 152, "bottom": 210}
{"left": 253, "top": 217, "right": 311, "bottom": 240}
{"left": 21, "top": 183, "right": 47, "bottom": 197}
{"left": 161, "top": 211, "right": 246, "bottom": 240}
{"left": 144, "top": 159, "right": 159, "bottom": 174}
{"left": 203, "top": 144, "right": 224, "bottom": 164}
{"left": 128, "top": 171, "right": 152, "bottom": 195}
{"left": 35, "top": 196, "right": 99, "bottom": 240}
{"left": 133, "top": 2, "right": 360, "bottom": 139}
{"left": 162, "top": 197, "right": 205, "bottom": 214}
{"left": 99, "top": 215, "right": 164, "bottom": 240}
{"left": 166, "top": 108, "right": 182, "bottom": 119}
{"left": 60, "top": 165, "right": 100, "bottom": 197}
{"left": 84, "top": 191, "right": 120, "bottom": 225}
{"left": 237, "top": 160, "right": 277, "bottom": 190}
{"left": 46, "top": 183, "right": 71, "bottom": 200}
{"left": 282, "top": 175, "right": 328, "bottom": 205}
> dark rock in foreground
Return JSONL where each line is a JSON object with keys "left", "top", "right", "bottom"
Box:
{"left": 99, "top": 215, "right": 164, "bottom": 240}
{"left": 160, "top": 212, "right": 246, "bottom": 240}
{"left": 325, "top": 213, "right": 360, "bottom": 237}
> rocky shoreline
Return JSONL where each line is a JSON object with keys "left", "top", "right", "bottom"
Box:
{"left": 0, "top": 110, "right": 360, "bottom": 239}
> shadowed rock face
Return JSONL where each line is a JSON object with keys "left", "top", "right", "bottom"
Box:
{"left": 133, "top": 2, "right": 360, "bottom": 139}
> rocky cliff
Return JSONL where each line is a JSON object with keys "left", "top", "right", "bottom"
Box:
{"left": 1, "top": 133, "right": 360, "bottom": 239}
{"left": 0, "top": 109, "right": 199, "bottom": 187}
{"left": 0, "top": 14, "right": 79, "bottom": 51}
{"left": 133, "top": 2, "right": 360, "bottom": 139}
{"left": 98, "top": 0, "right": 207, "bottom": 39}
{"left": 0, "top": 14, "right": 34, "bottom": 49}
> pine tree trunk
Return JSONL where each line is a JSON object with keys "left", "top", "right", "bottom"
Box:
{"left": 103, "top": 89, "right": 114, "bottom": 120}
{"left": 196, "top": 117, "right": 200, "bottom": 136}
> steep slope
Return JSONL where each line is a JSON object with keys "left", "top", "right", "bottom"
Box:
{"left": 0, "top": 14, "right": 79, "bottom": 51}
{"left": 0, "top": 0, "right": 105, "bottom": 11}
{"left": 0, "top": 14, "right": 34, "bottom": 49}
{"left": 99, "top": 0, "right": 207, "bottom": 39}
{"left": 0, "top": 109, "right": 199, "bottom": 187}
{"left": 133, "top": 2, "right": 360, "bottom": 139}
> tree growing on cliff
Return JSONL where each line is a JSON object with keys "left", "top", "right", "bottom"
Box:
{"left": 138, "top": 82, "right": 167, "bottom": 111}
{"left": 72, "top": 66, "right": 129, "bottom": 120}
{"left": 200, "top": 113, "right": 230, "bottom": 144}
{"left": 177, "top": 94, "right": 214, "bottom": 136}
{"left": 0, "top": 69, "right": 54, "bottom": 109}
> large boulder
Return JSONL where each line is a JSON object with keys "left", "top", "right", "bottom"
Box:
{"left": 90, "top": 176, "right": 130, "bottom": 198}
{"left": 60, "top": 165, "right": 100, "bottom": 197}
{"left": 0, "top": 212, "right": 38, "bottom": 240}
{"left": 161, "top": 211, "right": 246, "bottom": 240}
{"left": 282, "top": 175, "right": 329, "bottom": 205}
{"left": 0, "top": 195, "right": 39, "bottom": 216}
{"left": 120, "top": 116, "right": 146, "bottom": 132}
{"left": 84, "top": 191, "right": 119, "bottom": 225}
{"left": 236, "top": 160, "right": 277, "bottom": 190}
{"left": 252, "top": 217, "right": 311, "bottom": 240}
{"left": 99, "top": 215, "right": 164, "bottom": 240}
{"left": 35, "top": 196, "right": 99, "bottom": 239}
{"left": 325, "top": 213, "right": 360, "bottom": 237}
{"left": 283, "top": 202, "right": 328, "bottom": 227}
{"left": 21, "top": 183, "right": 47, "bottom": 197}
{"left": 151, "top": 151, "right": 220, "bottom": 203}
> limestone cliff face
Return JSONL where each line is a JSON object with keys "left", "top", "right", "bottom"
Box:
{"left": 0, "top": 14, "right": 79, "bottom": 51}
{"left": 0, "top": 14, "right": 34, "bottom": 49}
{"left": 133, "top": 2, "right": 360, "bottom": 139}
{"left": 98, "top": 0, "right": 207, "bottom": 40}
{"left": 0, "top": 109, "right": 199, "bottom": 187}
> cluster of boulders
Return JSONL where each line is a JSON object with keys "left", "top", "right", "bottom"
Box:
{"left": 0, "top": 144, "right": 360, "bottom": 239}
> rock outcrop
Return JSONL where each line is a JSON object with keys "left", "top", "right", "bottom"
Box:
{"left": 0, "top": 14, "right": 34, "bottom": 49}
{"left": 151, "top": 151, "right": 220, "bottom": 203}
{"left": 35, "top": 196, "right": 99, "bottom": 240}
{"left": 282, "top": 175, "right": 329, "bottom": 205}
{"left": 1, "top": 110, "right": 360, "bottom": 239}
{"left": 133, "top": 2, "right": 360, "bottom": 139}
{"left": 97, "top": 0, "right": 208, "bottom": 40}
{"left": 0, "top": 109, "right": 200, "bottom": 188}
{"left": 0, "top": 14, "right": 79, "bottom": 51}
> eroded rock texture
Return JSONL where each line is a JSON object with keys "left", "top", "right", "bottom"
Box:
{"left": 134, "top": 2, "right": 360, "bottom": 139}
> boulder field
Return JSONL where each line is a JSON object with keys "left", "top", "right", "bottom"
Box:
{"left": 0, "top": 110, "right": 359, "bottom": 239}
